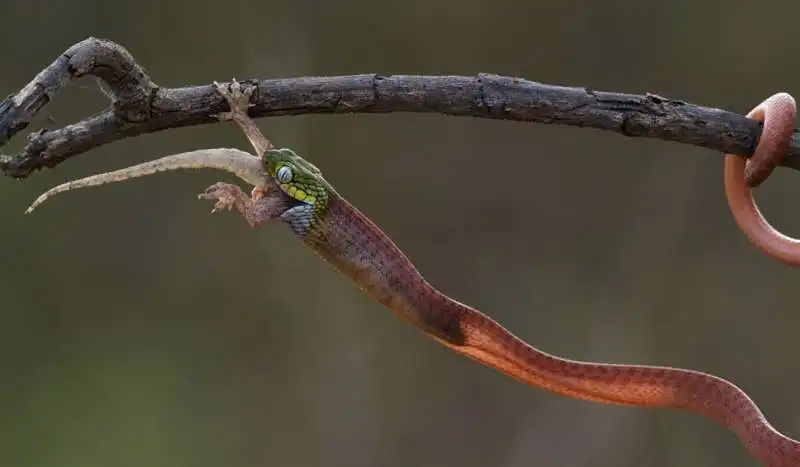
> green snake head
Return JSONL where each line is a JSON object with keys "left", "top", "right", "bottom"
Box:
{"left": 262, "top": 148, "right": 334, "bottom": 238}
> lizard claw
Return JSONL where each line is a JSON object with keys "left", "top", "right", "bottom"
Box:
{"left": 213, "top": 79, "right": 255, "bottom": 121}
{"left": 197, "top": 182, "right": 247, "bottom": 214}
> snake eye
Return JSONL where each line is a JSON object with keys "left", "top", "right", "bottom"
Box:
{"left": 276, "top": 165, "right": 293, "bottom": 183}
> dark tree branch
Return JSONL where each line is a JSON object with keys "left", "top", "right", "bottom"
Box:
{"left": 1, "top": 37, "right": 798, "bottom": 179}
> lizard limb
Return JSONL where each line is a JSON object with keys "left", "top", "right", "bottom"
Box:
{"left": 213, "top": 80, "right": 273, "bottom": 157}
{"left": 25, "top": 148, "right": 266, "bottom": 213}
{"left": 197, "top": 182, "right": 291, "bottom": 227}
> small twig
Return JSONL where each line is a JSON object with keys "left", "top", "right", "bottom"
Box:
{"left": 1, "top": 37, "right": 798, "bottom": 179}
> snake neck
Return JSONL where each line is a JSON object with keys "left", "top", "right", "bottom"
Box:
{"left": 301, "top": 196, "right": 467, "bottom": 344}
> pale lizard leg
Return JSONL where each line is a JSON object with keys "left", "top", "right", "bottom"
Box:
{"left": 198, "top": 182, "right": 290, "bottom": 227}
{"left": 213, "top": 79, "right": 273, "bottom": 157}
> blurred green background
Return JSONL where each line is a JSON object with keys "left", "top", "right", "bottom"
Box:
{"left": 2, "top": 1, "right": 799, "bottom": 466}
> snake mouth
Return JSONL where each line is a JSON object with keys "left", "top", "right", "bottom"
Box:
{"left": 260, "top": 183, "right": 307, "bottom": 219}
{"left": 280, "top": 193, "right": 305, "bottom": 211}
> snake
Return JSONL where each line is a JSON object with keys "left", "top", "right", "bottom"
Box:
{"left": 24, "top": 83, "right": 800, "bottom": 466}
{"left": 724, "top": 92, "right": 800, "bottom": 266}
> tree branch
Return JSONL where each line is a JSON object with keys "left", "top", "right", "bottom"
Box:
{"left": 1, "top": 37, "right": 798, "bottom": 179}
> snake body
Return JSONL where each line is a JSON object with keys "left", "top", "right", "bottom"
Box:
{"left": 282, "top": 157, "right": 799, "bottom": 467}
{"left": 209, "top": 145, "right": 796, "bottom": 466}
{"left": 724, "top": 92, "right": 800, "bottom": 266}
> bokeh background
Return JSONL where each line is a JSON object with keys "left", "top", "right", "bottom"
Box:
{"left": 1, "top": 1, "right": 799, "bottom": 466}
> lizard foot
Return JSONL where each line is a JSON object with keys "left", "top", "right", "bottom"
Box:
{"left": 213, "top": 79, "right": 255, "bottom": 121}
{"left": 197, "top": 182, "right": 248, "bottom": 214}
{"left": 211, "top": 79, "right": 272, "bottom": 156}
{"left": 198, "top": 182, "right": 293, "bottom": 227}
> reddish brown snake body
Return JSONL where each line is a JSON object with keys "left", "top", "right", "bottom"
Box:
{"left": 710, "top": 92, "right": 800, "bottom": 465}
{"left": 725, "top": 92, "right": 800, "bottom": 265}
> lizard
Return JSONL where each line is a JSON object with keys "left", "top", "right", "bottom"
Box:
{"left": 24, "top": 80, "right": 800, "bottom": 466}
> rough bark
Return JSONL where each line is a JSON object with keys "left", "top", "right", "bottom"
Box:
{"left": 1, "top": 37, "right": 796, "bottom": 178}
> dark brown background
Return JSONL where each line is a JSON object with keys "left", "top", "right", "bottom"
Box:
{"left": 1, "top": 1, "right": 798, "bottom": 466}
